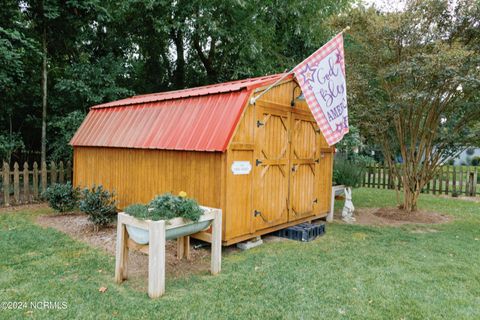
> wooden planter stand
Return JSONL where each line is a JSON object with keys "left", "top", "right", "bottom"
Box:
{"left": 115, "top": 206, "right": 222, "bottom": 298}
{"left": 327, "top": 185, "right": 346, "bottom": 222}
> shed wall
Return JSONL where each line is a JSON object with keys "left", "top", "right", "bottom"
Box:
{"left": 73, "top": 147, "right": 223, "bottom": 210}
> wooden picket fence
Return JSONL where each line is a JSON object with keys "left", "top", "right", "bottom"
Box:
{"left": 0, "top": 161, "right": 72, "bottom": 206}
{"left": 363, "top": 164, "right": 479, "bottom": 196}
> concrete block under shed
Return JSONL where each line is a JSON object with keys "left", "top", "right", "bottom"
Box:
{"left": 236, "top": 237, "right": 263, "bottom": 250}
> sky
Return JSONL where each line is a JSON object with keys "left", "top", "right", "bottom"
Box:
{"left": 363, "top": 0, "right": 407, "bottom": 11}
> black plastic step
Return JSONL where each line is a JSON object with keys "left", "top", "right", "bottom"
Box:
{"left": 272, "top": 222, "right": 325, "bottom": 242}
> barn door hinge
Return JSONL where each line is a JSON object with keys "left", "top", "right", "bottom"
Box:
{"left": 256, "top": 159, "right": 263, "bottom": 166}
{"left": 313, "top": 198, "right": 318, "bottom": 204}
{"left": 256, "top": 120, "right": 265, "bottom": 128}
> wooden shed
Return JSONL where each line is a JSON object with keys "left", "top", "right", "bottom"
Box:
{"left": 70, "top": 74, "right": 334, "bottom": 245}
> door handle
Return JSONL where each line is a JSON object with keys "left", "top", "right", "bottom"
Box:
{"left": 254, "top": 210, "right": 268, "bottom": 222}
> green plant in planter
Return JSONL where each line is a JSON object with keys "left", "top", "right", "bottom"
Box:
{"left": 149, "top": 192, "right": 203, "bottom": 222}
{"left": 79, "top": 185, "right": 117, "bottom": 230}
{"left": 124, "top": 203, "right": 149, "bottom": 219}
{"left": 125, "top": 192, "right": 203, "bottom": 222}
{"left": 42, "top": 182, "right": 79, "bottom": 212}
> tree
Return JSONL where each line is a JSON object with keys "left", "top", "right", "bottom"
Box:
{"left": 332, "top": 0, "right": 480, "bottom": 211}
{"left": 48, "top": 110, "right": 85, "bottom": 162}
{"left": 0, "top": 132, "right": 24, "bottom": 163}
{"left": 0, "top": 0, "right": 38, "bottom": 164}
{"left": 2, "top": 0, "right": 352, "bottom": 161}
{"left": 18, "top": 0, "right": 132, "bottom": 161}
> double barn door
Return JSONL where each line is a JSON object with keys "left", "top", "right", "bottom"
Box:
{"left": 253, "top": 103, "right": 332, "bottom": 231}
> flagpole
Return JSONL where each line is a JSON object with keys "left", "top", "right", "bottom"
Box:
{"left": 249, "top": 26, "right": 350, "bottom": 105}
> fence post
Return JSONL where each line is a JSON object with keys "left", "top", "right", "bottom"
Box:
{"left": 376, "top": 163, "right": 380, "bottom": 189}
{"left": 474, "top": 167, "right": 478, "bottom": 196}
{"left": 3, "top": 162, "right": 9, "bottom": 206}
{"left": 388, "top": 167, "right": 393, "bottom": 189}
{"left": 362, "top": 169, "right": 366, "bottom": 187}
{"left": 467, "top": 172, "right": 474, "bottom": 196}
{"left": 439, "top": 166, "right": 444, "bottom": 195}
{"left": 465, "top": 166, "right": 472, "bottom": 196}
{"left": 50, "top": 161, "right": 57, "bottom": 184}
{"left": 41, "top": 161, "right": 47, "bottom": 194}
{"left": 59, "top": 161, "right": 64, "bottom": 183}
{"left": 367, "top": 165, "right": 372, "bottom": 188}
{"left": 66, "top": 161, "right": 72, "bottom": 182}
{"left": 459, "top": 166, "right": 463, "bottom": 195}
{"left": 382, "top": 163, "right": 386, "bottom": 189}
{"left": 13, "top": 162, "right": 20, "bottom": 204}
{"left": 33, "top": 162, "right": 39, "bottom": 199}
{"left": 452, "top": 166, "right": 457, "bottom": 195}
{"left": 23, "top": 162, "right": 29, "bottom": 203}
{"left": 445, "top": 166, "right": 450, "bottom": 195}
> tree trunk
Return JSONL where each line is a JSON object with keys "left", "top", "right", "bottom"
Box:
{"left": 41, "top": 24, "right": 47, "bottom": 164}
{"left": 172, "top": 29, "right": 185, "bottom": 89}
{"left": 401, "top": 174, "right": 422, "bottom": 212}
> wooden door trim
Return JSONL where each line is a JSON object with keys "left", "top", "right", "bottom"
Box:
{"left": 289, "top": 115, "right": 320, "bottom": 221}
{"left": 253, "top": 105, "right": 290, "bottom": 232}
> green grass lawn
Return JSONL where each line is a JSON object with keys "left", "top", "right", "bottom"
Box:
{"left": 1, "top": 188, "right": 479, "bottom": 319}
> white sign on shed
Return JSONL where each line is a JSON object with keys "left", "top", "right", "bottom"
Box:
{"left": 231, "top": 161, "right": 252, "bottom": 175}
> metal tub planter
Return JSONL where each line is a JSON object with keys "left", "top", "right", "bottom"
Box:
{"left": 115, "top": 206, "right": 222, "bottom": 298}
{"left": 126, "top": 217, "right": 212, "bottom": 245}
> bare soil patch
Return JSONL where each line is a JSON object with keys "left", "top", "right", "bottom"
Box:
{"left": 334, "top": 207, "right": 450, "bottom": 226}
{"left": 36, "top": 213, "right": 225, "bottom": 283}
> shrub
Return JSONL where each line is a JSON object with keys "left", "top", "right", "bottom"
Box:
{"left": 79, "top": 185, "right": 117, "bottom": 229}
{"left": 471, "top": 156, "right": 480, "bottom": 166}
{"left": 333, "top": 158, "right": 367, "bottom": 188}
{"left": 42, "top": 182, "right": 79, "bottom": 212}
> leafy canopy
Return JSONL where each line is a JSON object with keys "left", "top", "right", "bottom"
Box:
{"left": 332, "top": 0, "right": 480, "bottom": 211}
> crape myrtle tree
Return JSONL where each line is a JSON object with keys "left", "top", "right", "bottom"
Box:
{"left": 333, "top": 0, "right": 480, "bottom": 211}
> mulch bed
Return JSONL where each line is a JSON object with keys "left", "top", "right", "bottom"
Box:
{"left": 374, "top": 207, "right": 450, "bottom": 224}
{"left": 36, "top": 213, "right": 216, "bottom": 281}
{"left": 334, "top": 207, "right": 451, "bottom": 226}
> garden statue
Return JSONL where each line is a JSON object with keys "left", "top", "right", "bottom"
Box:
{"left": 341, "top": 187, "right": 356, "bottom": 223}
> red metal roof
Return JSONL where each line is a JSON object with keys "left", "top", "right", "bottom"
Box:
{"left": 70, "top": 73, "right": 288, "bottom": 151}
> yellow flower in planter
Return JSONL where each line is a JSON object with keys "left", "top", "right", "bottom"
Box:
{"left": 178, "top": 191, "right": 187, "bottom": 198}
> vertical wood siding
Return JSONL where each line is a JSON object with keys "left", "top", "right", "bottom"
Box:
{"left": 224, "top": 79, "right": 334, "bottom": 243}
{"left": 74, "top": 147, "right": 222, "bottom": 210}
